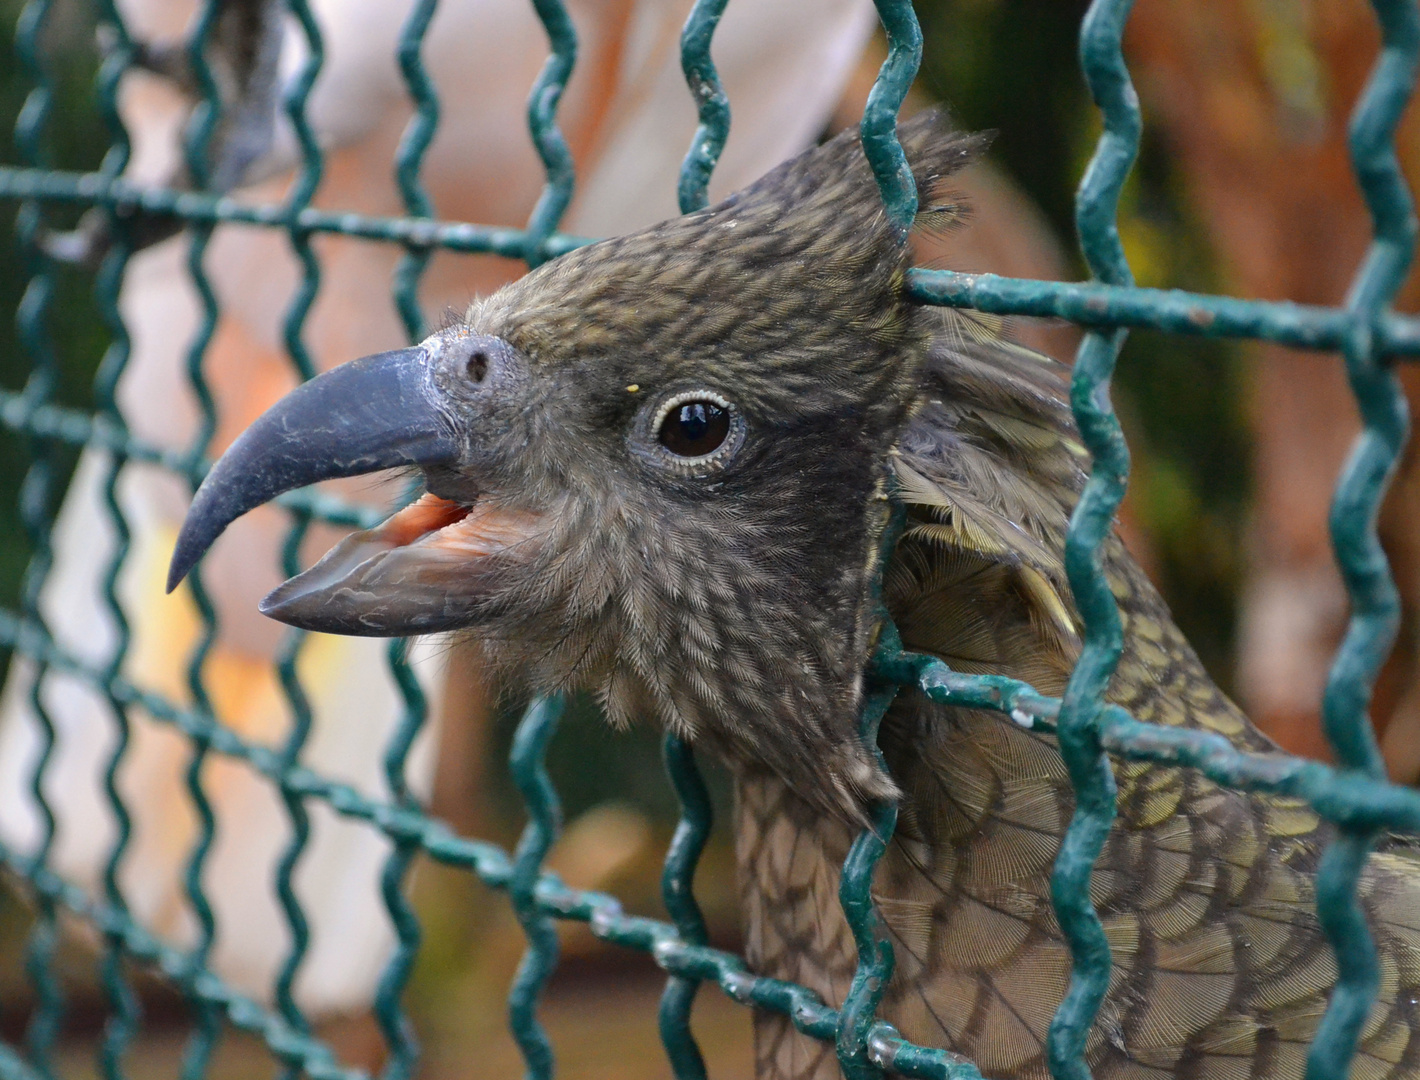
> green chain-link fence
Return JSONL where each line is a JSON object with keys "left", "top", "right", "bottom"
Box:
{"left": 2, "top": 0, "right": 1420, "bottom": 1078}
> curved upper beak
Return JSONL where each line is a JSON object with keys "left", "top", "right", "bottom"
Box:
{"left": 166, "top": 346, "right": 460, "bottom": 594}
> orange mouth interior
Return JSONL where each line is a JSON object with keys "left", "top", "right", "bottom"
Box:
{"left": 372, "top": 492, "right": 540, "bottom": 557}
{"left": 378, "top": 493, "right": 474, "bottom": 547}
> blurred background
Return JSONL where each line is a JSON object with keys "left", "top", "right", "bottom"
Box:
{"left": 0, "top": 0, "right": 1416, "bottom": 1077}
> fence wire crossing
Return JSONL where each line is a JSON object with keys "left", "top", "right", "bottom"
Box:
{"left": 0, "top": 0, "right": 1419, "bottom": 1079}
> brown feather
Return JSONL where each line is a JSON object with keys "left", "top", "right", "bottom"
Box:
{"left": 739, "top": 308, "right": 1420, "bottom": 1080}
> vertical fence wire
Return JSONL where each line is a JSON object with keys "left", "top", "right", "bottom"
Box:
{"left": 860, "top": 0, "right": 922, "bottom": 233}
{"left": 1047, "top": 3, "right": 1138, "bottom": 1079}
{"left": 650, "top": 5, "right": 735, "bottom": 1076}
{"left": 372, "top": 639, "right": 428, "bottom": 1080}
{"left": 271, "top": 511, "right": 314, "bottom": 1073}
{"left": 391, "top": 0, "right": 440, "bottom": 342}
{"left": 521, "top": 0, "right": 577, "bottom": 266}
{"left": 269, "top": 1, "right": 327, "bottom": 1072}
{"left": 12, "top": 0, "right": 64, "bottom": 1073}
{"left": 835, "top": 497, "right": 915, "bottom": 1080}
{"left": 90, "top": 4, "right": 140, "bottom": 1076}
{"left": 657, "top": 733, "right": 712, "bottom": 1080}
{"left": 174, "top": 2, "right": 227, "bottom": 1074}
{"left": 501, "top": 0, "right": 579, "bottom": 1073}
{"left": 675, "top": 0, "right": 730, "bottom": 218}
{"left": 834, "top": 2, "right": 925, "bottom": 1076}
{"left": 835, "top": 679, "right": 902, "bottom": 1080}
{"left": 370, "top": 4, "right": 443, "bottom": 1074}
{"left": 507, "top": 696, "right": 565, "bottom": 1080}
{"left": 1307, "top": 2, "right": 1420, "bottom": 1078}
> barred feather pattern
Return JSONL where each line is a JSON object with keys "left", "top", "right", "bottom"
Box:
{"left": 737, "top": 332, "right": 1420, "bottom": 1080}
{"left": 164, "top": 101, "right": 1420, "bottom": 1079}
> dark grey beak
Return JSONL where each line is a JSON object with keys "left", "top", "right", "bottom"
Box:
{"left": 166, "top": 347, "right": 460, "bottom": 593}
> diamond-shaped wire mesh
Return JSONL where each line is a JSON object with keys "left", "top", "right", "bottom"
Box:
{"left": 1, "top": 0, "right": 1419, "bottom": 1078}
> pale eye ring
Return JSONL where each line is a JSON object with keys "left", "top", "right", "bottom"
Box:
{"left": 638, "top": 389, "right": 745, "bottom": 472}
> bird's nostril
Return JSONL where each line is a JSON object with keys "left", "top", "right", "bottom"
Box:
{"left": 466, "top": 350, "right": 489, "bottom": 384}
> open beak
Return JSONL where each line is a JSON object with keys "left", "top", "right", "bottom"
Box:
{"left": 166, "top": 343, "right": 533, "bottom": 637}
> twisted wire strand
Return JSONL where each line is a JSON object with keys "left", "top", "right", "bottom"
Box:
{"left": 269, "top": 2, "right": 328, "bottom": 1069}
{"left": 1305, "top": 2, "right": 1419, "bottom": 1077}
{"left": 499, "top": 3, "right": 581, "bottom": 1071}
{"left": 1038, "top": 4, "right": 1140, "bottom": 1079}
{"left": 173, "top": 2, "right": 227, "bottom": 1072}
{"left": 12, "top": 0, "right": 65, "bottom": 1070}
{"left": 859, "top": 0, "right": 922, "bottom": 232}
{"left": 658, "top": 733, "right": 713, "bottom": 1080}
{"left": 367, "top": 6, "right": 444, "bottom": 1072}
{"left": 507, "top": 697, "right": 566, "bottom": 1080}
{"left": 371, "top": 638, "right": 428, "bottom": 1080}
{"left": 391, "top": 0, "right": 439, "bottom": 341}
{"left": 676, "top": 0, "right": 731, "bottom": 217}
{"left": 521, "top": 0, "right": 577, "bottom": 265}
{"left": 653, "top": 4, "right": 735, "bottom": 1073}
{"left": 90, "top": 4, "right": 142, "bottom": 1072}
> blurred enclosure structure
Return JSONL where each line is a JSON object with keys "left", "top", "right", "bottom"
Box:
{"left": 0, "top": 0, "right": 1415, "bottom": 1077}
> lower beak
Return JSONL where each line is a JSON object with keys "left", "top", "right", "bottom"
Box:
{"left": 255, "top": 492, "right": 541, "bottom": 635}
{"left": 167, "top": 345, "right": 460, "bottom": 594}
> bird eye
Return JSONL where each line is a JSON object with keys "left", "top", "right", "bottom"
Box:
{"left": 658, "top": 399, "right": 731, "bottom": 458}
{"left": 634, "top": 389, "right": 744, "bottom": 474}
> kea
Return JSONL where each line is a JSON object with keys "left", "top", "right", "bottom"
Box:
{"left": 167, "top": 115, "right": 1420, "bottom": 1080}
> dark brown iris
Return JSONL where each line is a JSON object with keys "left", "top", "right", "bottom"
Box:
{"left": 658, "top": 400, "right": 730, "bottom": 457}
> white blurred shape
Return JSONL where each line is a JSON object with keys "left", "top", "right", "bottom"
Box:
{"left": 0, "top": 0, "right": 875, "bottom": 1014}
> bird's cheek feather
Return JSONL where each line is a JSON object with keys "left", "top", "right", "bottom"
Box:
{"left": 258, "top": 493, "right": 544, "bottom": 636}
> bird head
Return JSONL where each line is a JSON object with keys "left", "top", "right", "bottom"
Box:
{"left": 168, "top": 117, "right": 985, "bottom": 817}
